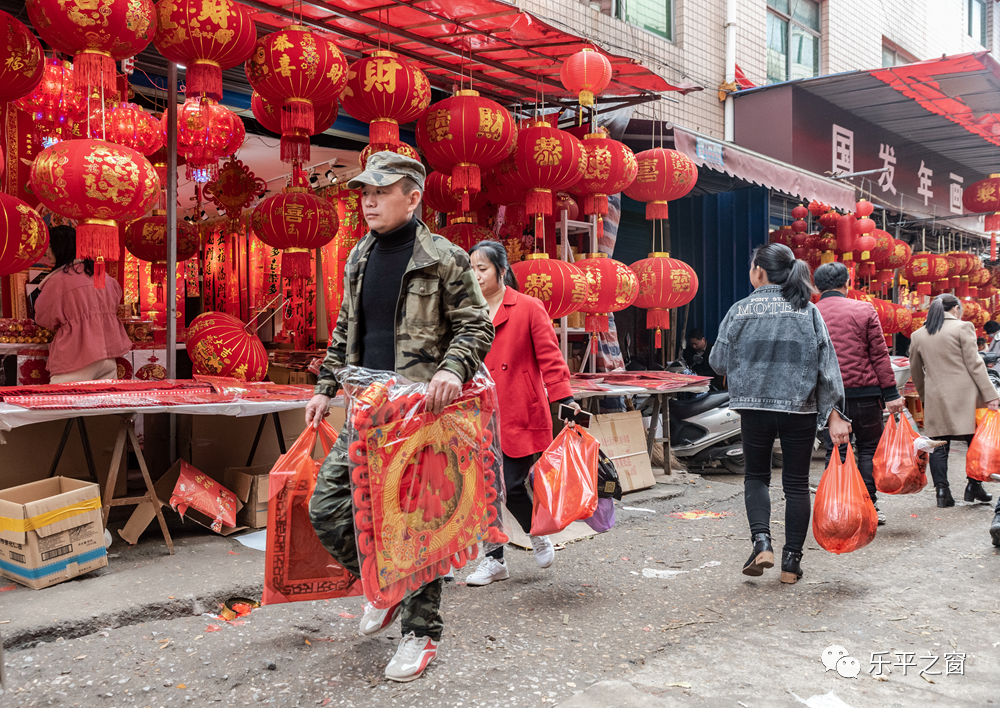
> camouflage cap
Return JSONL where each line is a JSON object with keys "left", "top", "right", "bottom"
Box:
{"left": 347, "top": 151, "right": 426, "bottom": 190}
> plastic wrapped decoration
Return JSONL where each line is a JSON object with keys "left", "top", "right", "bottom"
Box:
{"left": 339, "top": 365, "right": 508, "bottom": 609}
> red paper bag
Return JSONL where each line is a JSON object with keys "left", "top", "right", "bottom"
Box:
{"left": 967, "top": 409, "right": 1000, "bottom": 482}
{"left": 872, "top": 414, "right": 927, "bottom": 495}
{"left": 530, "top": 425, "right": 600, "bottom": 536}
{"left": 812, "top": 444, "right": 878, "bottom": 555}
{"left": 263, "top": 422, "right": 363, "bottom": 605}
{"left": 169, "top": 461, "right": 238, "bottom": 533}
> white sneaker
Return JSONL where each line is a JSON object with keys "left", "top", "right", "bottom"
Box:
{"left": 875, "top": 505, "right": 886, "bottom": 526}
{"left": 385, "top": 632, "right": 438, "bottom": 682}
{"left": 358, "top": 601, "right": 401, "bottom": 637}
{"left": 465, "top": 556, "right": 510, "bottom": 586}
{"left": 530, "top": 535, "right": 555, "bottom": 568}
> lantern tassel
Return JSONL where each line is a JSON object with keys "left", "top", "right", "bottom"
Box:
{"left": 151, "top": 262, "right": 168, "bottom": 284}
{"left": 369, "top": 119, "right": 400, "bottom": 146}
{"left": 646, "top": 309, "right": 671, "bottom": 331}
{"left": 596, "top": 216, "right": 604, "bottom": 242}
{"left": 585, "top": 314, "right": 609, "bottom": 333}
{"left": 645, "top": 202, "right": 669, "bottom": 220}
{"left": 281, "top": 100, "right": 314, "bottom": 133}
{"left": 451, "top": 164, "right": 481, "bottom": 194}
{"left": 280, "top": 134, "right": 311, "bottom": 164}
{"left": 460, "top": 191, "right": 470, "bottom": 213}
{"left": 578, "top": 90, "right": 595, "bottom": 107}
{"left": 73, "top": 52, "right": 117, "bottom": 93}
{"left": 992, "top": 232, "right": 997, "bottom": 261}
{"left": 584, "top": 194, "right": 609, "bottom": 216}
{"left": 94, "top": 257, "right": 106, "bottom": 290}
{"left": 281, "top": 250, "right": 313, "bottom": 280}
{"left": 186, "top": 61, "right": 223, "bottom": 102}
{"left": 76, "top": 221, "right": 120, "bottom": 264}
{"left": 654, "top": 329, "right": 662, "bottom": 349}
{"left": 526, "top": 189, "right": 553, "bottom": 216}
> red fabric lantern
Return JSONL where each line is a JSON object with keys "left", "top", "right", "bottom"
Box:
{"left": 559, "top": 47, "right": 613, "bottom": 107}
{"left": 510, "top": 254, "right": 589, "bottom": 319}
{"left": 629, "top": 253, "right": 699, "bottom": 346}
{"left": 623, "top": 148, "right": 698, "bottom": 220}
{"left": 423, "top": 171, "right": 487, "bottom": 215}
{"left": 871, "top": 299, "right": 898, "bottom": 334}
{"left": 26, "top": 0, "right": 156, "bottom": 92}
{"left": 107, "top": 103, "right": 164, "bottom": 156}
{"left": 836, "top": 214, "right": 857, "bottom": 261}
{"left": 251, "top": 187, "right": 338, "bottom": 279}
{"left": 251, "top": 91, "right": 338, "bottom": 164}
{"left": 866, "top": 229, "right": 894, "bottom": 264}
{"left": 341, "top": 51, "right": 431, "bottom": 146}
{"left": 894, "top": 305, "right": 912, "bottom": 335}
{"left": 175, "top": 98, "right": 238, "bottom": 182}
{"left": 960, "top": 297, "right": 982, "bottom": 323}
{"left": 438, "top": 219, "right": 492, "bottom": 251}
{"left": 154, "top": 0, "right": 256, "bottom": 102}
{"left": 575, "top": 253, "right": 639, "bottom": 332}
{"left": 0, "top": 193, "right": 48, "bottom": 277}
{"left": 222, "top": 114, "right": 246, "bottom": 157}
{"left": 769, "top": 227, "right": 794, "bottom": 247}
{"left": 569, "top": 132, "right": 637, "bottom": 239}
{"left": 245, "top": 26, "right": 348, "bottom": 162}
{"left": 187, "top": 312, "right": 267, "bottom": 382}
{"left": 963, "top": 174, "right": 1000, "bottom": 213}
{"left": 30, "top": 139, "right": 159, "bottom": 281}
{"left": 358, "top": 141, "right": 418, "bottom": 171}
{"left": 15, "top": 58, "right": 85, "bottom": 147}
{"left": 507, "top": 122, "right": 584, "bottom": 220}
{"left": 124, "top": 210, "right": 200, "bottom": 282}
{"left": 0, "top": 11, "right": 44, "bottom": 103}
{"left": 416, "top": 90, "right": 515, "bottom": 211}
{"left": 885, "top": 238, "right": 911, "bottom": 270}
{"left": 902, "top": 310, "right": 926, "bottom": 338}
{"left": 904, "top": 252, "right": 950, "bottom": 296}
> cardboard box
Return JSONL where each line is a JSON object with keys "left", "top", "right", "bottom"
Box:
{"left": 591, "top": 411, "right": 655, "bottom": 492}
{"left": 267, "top": 363, "right": 291, "bottom": 385}
{"left": 288, "top": 370, "right": 317, "bottom": 385}
{"left": 0, "top": 477, "right": 108, "bottom": 589}
{"left": 224, "top": 465, "right": 271, "bottom": 529}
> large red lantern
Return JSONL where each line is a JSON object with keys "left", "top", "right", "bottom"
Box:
{"left": 559, "top": 47, "right": 613, "bottom": 107}
{"left": 630, "top": 253, "right": 699, "bottom": 347}
{"left": 175, "top": 98, "right": 239, "bottom": 182}
{"left": 575, "top": 253, "right": 639, "bottom": 332}
{"left": 0, "top": 11, "right": 44, "bottom": 103}
{"left": 963, "top": 174, "right": 1000, "bottom": 213}
{"left": 107, "top": 103, "right": 164, "bottom": 156}
{"left": 894, "top": 305, "right": 912, "bottom": 335}
{"left": 0, "top": 193, "right": 48, "bottom": 277}
{"left": 251, "top": 187, "right": 338, "bottom": 279}
{"left": 124, "top": 211, "right": 200, "bottom": 282}
{"left": 341, "top": 51, "right": 431, "bottom": 146}
{"left": 904, "top": 252, "right": 950, "bottom": 296}
{"left": 251, "top": 91, "right": 338, "bottom": 164}
{"left": 154, "top": 0, "right": 257, "bottom": 102}
{"left": 438, "top": 219, "right": 492, "bottom": 251}
{"left": 569, "top": 132, "right": 637, "bottom": 239}
{"left": 358, "top": 142, "right": 418, "bottom": 171}
{"left": 623, "top": 148, "right": 697, "bottom": 220}
{"left": 29, "top": 139, "right": 160, "bottom": 279}
{"left": 871, "top": 299, "right": 898, "bottom": 334}
{"left": 15, "top": 58, "right": 85, "bottom": 147}
{"left": 510, "top": 254, "right": 589, "bottom": 319}
{"left": 424, "top": 171, "right": 488, "bottom": 216}
{"left": 508, "top": 121, "right": 585, "bottom": 222}
{"left": 187, "top": 312, "right": 267, "bottom": 382}
{"left": 884, "top": 238, "right": 911, "bottom": 270}
{"left": 903, "top": 310, "right": 927, "bottom": 338}
{"left": 26, "top": 0, "right": 156, "bottom": 93}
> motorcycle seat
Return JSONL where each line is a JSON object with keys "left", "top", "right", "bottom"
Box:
{"left": 669, "top": 390, "right": 730, "bottom": 418}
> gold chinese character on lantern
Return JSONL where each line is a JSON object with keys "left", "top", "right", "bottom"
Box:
{"left": 276, "top": 54, "right": 296, "bottom": 78}
{"left": 570, "top": 273, "right": 589, "bottom": 303}
{"left": 912, "top": 260, "right": 928, "bottom": 277}
{"left": 671, "top": 270, "right": 692, "bottom": 291}
{"left": 534, "top": 138, "right": 563, "bottom": 167}
{"left": 585, "top": 147, "right": 612, "bottom": 180}
{"left": 427, "top": 109, "right": 453, "bottom": 143}
{"left": 284, "top": 204, "right": 304, "bottom": 223}
{"left": 636, "top": 161, "right": 659, "bottom": 183}
{"left": 364, "top": 57, "right": 401, "bottom": 93}
{"left": 523, "top": 273, "right": 553, "bottom": 300}
{"left": 477, "top": 108, "right": 504, "bottom": 141}
{"left": 978, "top": 183, "right": 998, "bottom": 203}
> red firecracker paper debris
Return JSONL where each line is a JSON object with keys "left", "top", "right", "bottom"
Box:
{"left": 169, "top": 461, "right": 239, "bottom": 533}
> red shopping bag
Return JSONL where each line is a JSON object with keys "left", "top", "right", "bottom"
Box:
{"left": 812, "top": 444, "right": 878, "bottom": 555}
{"left": 967, "top": 410, "right": 1000, "bottom": 482}
{"left": 263, "top": 421, "right": 363, "bottom": 605}
{"left": 530, "top": 425, "right": 600, "bottom": 536}
{"left": 872, "top": 414, "right": 927, "bottom": 495}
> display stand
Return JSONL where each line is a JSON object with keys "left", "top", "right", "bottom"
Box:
{"left": 554, "top": 210, "right": 597, "bottom": 371}
{"left": 47, "top": 417, "right": 99, "bottom": 483}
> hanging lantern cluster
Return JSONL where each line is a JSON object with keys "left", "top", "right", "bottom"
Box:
{"left": 14, "top": 57, "right": 85, "bottom": 147}
{"left": 559, "top": 47, "right": 613, "bottom": 107}
{"left": 903, "top": 251, "right": 950, "bottom": 297}
{"left": 0, "top": 193, "right": 49, "bottom": 277}
{"left": 340, "top": 50, "right": 431, "bottom": 146}
{"left": 251, "top": 184, "right": 339, "bottom": 280}
{"left": 575, "top": 253, "right": 639, "bottom": 332}
{"left": 852, "top": 200, "right": 876, "bottom": 262}
{"left": 107, "top": 103, "right": 164, "bottom": 156}
{"left": 630, "top": 253, "right": 699, "bottom": 348}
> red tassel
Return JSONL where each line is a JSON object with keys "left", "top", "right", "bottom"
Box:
{"left": 76, "top": 221, "right": 119, "bottom": 262}
{"left": 596, "top": 216, "right": 604, "bottom": 243}
{"left": 654, "top": 329, "right": 662, "bottom": 349}
{"left": 451, "top": 164, "right": 480, "bottom": 193}
{"left": 280, "top": 134, "right": 311, "bottom": 164}
{"left": 917, "top": 282, "right": 931, "bottom": 296}
{"left": 94, "top": 257, "right": 106, "bottom": 289}
{"left": 155, "top": 282, "right": 164, "bottom": 304}
{"left": 584, "top": 194, "right": 609, "bottom": 216}
{"left": 369, "top": 119, "right": 399, "bottom": 145}
{"left": 526, "top": 189, "right": 552, "bottom": 216}
{"left": 151, "top": 262, "right": 168, "bottom": 284}
{"left": 992, "top": 232, "right": 997, "bottom": 261}
{"left": 646, "top": 309, "right": 671, "bottom": 330}
{"left": 460, "top": 191, "right": 470, "bottom": 213}
{"left": 73, "top": 52, "right": 116, "bottom": 92}
{"left": 281, "top": 250, "right": 313, "bottom": 280}
{"left": 186, "top": 61, "right": 223, "bottom": 101}
{"left": 281, "top": 100, "right": 314, "bottom": 133}
{"left": 645, "top": 202, "right": 669, "bottom": 220}
{"left": 585, "top": 314, "right": 609, "bottom": 332}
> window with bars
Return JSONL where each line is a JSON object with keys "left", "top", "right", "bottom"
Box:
{"left": 766, "top": 0, "right": 821, "bottom": 84}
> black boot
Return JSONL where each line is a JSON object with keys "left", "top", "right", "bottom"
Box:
{"left": 964, "top": 479, "right": 993, "bottom": 503}
{"left": 741, "top": 532, "right": 774, "bottom": 576}
{"left": 937, "top": 485, "right": 955, "bottom": 508}
{"left": 990, "top": 512, "right": 1000, "bottom": 548}
{"left": 780, "top": 549, "right": 803, "bottom": 584}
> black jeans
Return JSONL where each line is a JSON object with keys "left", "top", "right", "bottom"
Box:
{"left": 824, "top": 397, "right": 884, "bottom": 504}
{"left": 740, "top": 410, "right": 818, "bottom": 554}
{"left": 487, "top": 452, "right": 539, "bottom": 559}
{"left": 928, "top": 435, "right": 975, "bottom": 489}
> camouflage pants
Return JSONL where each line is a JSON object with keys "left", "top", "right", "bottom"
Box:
{"left": 309, "top": 423, "right": 444, "bottom": 641}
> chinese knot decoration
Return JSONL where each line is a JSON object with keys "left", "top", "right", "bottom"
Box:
{"left": 574, "top": 253, "right": 639, "bottom": 333}
{"left": 251, "top": 186, "right": 338, "bottom": 279}
{"left": 569, "top": 132, "right": 637, "bottom": 240}
{"left": 204, "top": 157, "right": 267, "bottom": 227}
{"left": 187, "top": 311, "right": 268, "bottom": 382}
{"left": 341, "top": 51, "right": 431, "bottom": 146}
{"left": 510, "top": 254, "right": 589, "bottom": 320}
{"left": 107, "top": 103, "right": 164, "bottom": 156}
{"left": 559, "top": 47, "right": 613, "bottom": 107}
{"left": 251, "top": 91, "right": 339, "bottom": 164}
{"left": 623, "top": 148, "right": 698, "bottom": 220}
{"left": 26, "top": 0, "right": 156, "bottom": 92}
{"left": 0, "top": 193, "right": 49, "bottom": 278}
{"left": 629, "top": 253, "right": 699, "bottom": 348}
{"left": 508, "top": 122, "right": 585, "bottom": 236}
{"left": 0, "top": 10, "right": 44, "bottom": 103}
{"left": 153, "top": 0, "right": 257, "bottom": 102}
{"left": 15, "top": 58, "right": 85, "bottom": 147}
{"left": 124, "top": 210, "right": 200, "bottom": 284}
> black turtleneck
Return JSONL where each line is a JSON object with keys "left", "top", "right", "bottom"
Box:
{"left": 359, "top": 217, "right": 417, "bottom": 371}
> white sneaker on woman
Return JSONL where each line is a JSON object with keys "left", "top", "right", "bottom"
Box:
{"left": 465, "top": 556, "right": 509, "bottom": 586}
{"left": 530, "top": 535, "right": 555, "bottom": 568}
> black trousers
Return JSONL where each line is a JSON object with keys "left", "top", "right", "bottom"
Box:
{"left": 487, "top": 452, "right": 539, "bottom": 559}
{"left": 740, "top": 410, "right": 817, "bottom": 554}
{"left": 824, "top": 397, "right": 884, "bottom": 504}
{"left": 928, "top": 434, "right": 975, "bottom": 488}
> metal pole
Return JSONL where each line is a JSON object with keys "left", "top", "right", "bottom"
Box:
{"left": 166, "top": 61, "right": 179, "bottom": 462}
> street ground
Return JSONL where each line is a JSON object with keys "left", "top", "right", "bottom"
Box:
{"left": 2, "top": 444, "right": 998, "bottom": 708}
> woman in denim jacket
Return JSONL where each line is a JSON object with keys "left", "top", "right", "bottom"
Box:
{"left": 710, "top": 243, "right": 850, "bottom": 584}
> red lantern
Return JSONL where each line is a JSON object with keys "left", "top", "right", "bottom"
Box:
{"left": 0, "top": 11, "right": 44, "bottom": 103}
{"left": 569, "top": 132, "right": 637, "bottom": 239}
{"left": 871, "top": 299, "right": 897, "bottom": 334}
{"left": 836, "top": 214, "right": 857, "bottom": 261}
{"left": 903, "top": 310, "right": 926, "bottom": 338}
{"left": 251, "top": 91, "right": 338, "bottom": 164}
{"left": 508, "top": 122, "right": 584, "bottom": 222}
{"left": 251, "top": 187, "right": 338, "bottom": 279}
{"left": 187, "top": 312, "right": 267, "bottom": 382}
{"left": 866, "top": 229, "right": 894, "bottom": 264}
{"left": 885, "top": 238, "right": 911, "bottom": 270}
{"left": 961, "top": 297, "right": 982, "bottom": 323}
{"left": 791, "top": 204, "right": 808, "bottom": 221}
{"left": 107, "top": 103, "right": 164, "bottom": 156}
{"left": 341, "top": 51, "right": 431, "bottom": 146}
{"left": 174, "top": 98, "right": 238, "bottom": 182}
{"left": 0, "top": 193, "right": 48, "bottom": 277}
{"left": 15, "top": 58, "right": 85, "bottom": 147}
{"left": 438, "top": 219, "right": 492, "bottom": 251}
{"left": 623, "top": 148, "right": 698, "bottom": 220}
{"left": 222, "top": 115, "right": 246, "bottom": 157}
{"left": 574, "top": 253, "right": 639, "bottom": 332}
{"left": 770, "top": 227, "right": 794, "bottom": 247}
{"left": 26, "top": 0, "right": 156, "bottom": 93}
{"left": 963, "top": 174, "right": 1000, "bottom": 213}
{"left": 904, "top": 252, "right": 950, "bottom": 296}
{"left": 629, "top": 253, "right": 699, "bottom": 347}
{"left": 124, "top": 210, "right": 200, "bottom": 282}
{"left": 423, "top": 171, "right": 487, "bottom": 216}
{"left": 358, "top": 142, "right": 418, "bottom": 171}
{"left": 154, "top": 0, "right": 256, "bottom": 102}
{"left": 510, "top": 254, "right": 589, "bottom": 319}
{"left": 894, "top": 305, "right": 912, "bottom": 335}
{"left": 416, "top": 90, "right": 515, "bottom": 211}
{"left": 559, "top": 47, "right": 613, "bottom": 107}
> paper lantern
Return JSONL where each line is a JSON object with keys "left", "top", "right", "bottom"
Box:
{"left": 0, "top": 11, "right": 44, "bottom": 103}
{"left": 175, "top": 98, "right": 238, "bottom": 182}
{"left": 0, "top": 193, "right": 48, "bottom": 277}
{"left": 559, "top": 47, "right": 613, "bottom": 107}
{"left": 251, "top": 187, "right": 338, "bottom": 279}
{"left": 251, "top": 91, "right": 338, "bottom": 164}
{"left": 963, "top": 174, "right": 1000, "bottom": 213}
{"left": 904, "top": 252, "right": 950, "bottom": 296}
{"left": 510, "top": 254, "right": 589, "bottom": 319}
{"left": 438, "top": 219, "right": 492, "bottom": 251}
{"left": 124, "top": 210, "right": 200, "bottom": 282}
{"left": 341, "top": 51, "right": 431, "bottom": 146}
{"left": 893, "top": 304, "right": 912, "bottom": 335}
{"left": 575, "top": 253, "right": 639, "bottom": 332}
{"left": 623, "top": 148, "right": 698, "bottom": 220}
{"left": 960, "top": 297, "right": 982, "bottom": 323}
{"left": 629, "top": 253, "right": 699, "bottom": 346}
{"left": 26, "top": 0, "right": 156, "bottom": 92}
{"left": 107, "top": 103, "right": 164, "bottom": 156}
{"left": 154, "top": 0, "right": 257, "bottom": 102}
{"left": 508, "top": 121, "right": 585, "bottom": 222}
{"left": 569, "top": 132, "right": 637, "bottom": 239}
{"left": 836, "top": 214, "right": 856, "bottom": 261}
{"left": 187, "top": 312, "right": 267, "bottom": 382}
{"left": 358, "top": 141, "right": 418, "bottom": 171}
{"left": 871, "top": 299, "right": 898, "bottom": 334}
{"left": 864, "top": 229, "right": 893, "bottom": 264}
{"left": 15, "top": 57, "right": 86, "bottom": 147}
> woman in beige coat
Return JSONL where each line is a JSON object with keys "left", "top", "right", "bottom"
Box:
{"left": 909, "top": 294, "right": 999, "bottom": 508}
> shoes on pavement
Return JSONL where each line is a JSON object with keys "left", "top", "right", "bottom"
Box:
{"left": 990, "top": 511, "right": 1000, "bottom": 548}
{"left": 530, "top": 535, "right": 555, "bottom": 568}
{"left": 780, "top": 549, "right": 804, "bottom": 585}
{"left": 359, "top": 601, "right": 401, "bottom": 637}
{"left": 936, "top": 485, "right": 955, "bottom": 508}
{"left": 874, "top": 504, "right": 886, "bottom": 526}
{"left": 465, "top": 556, "right": 509, "bottom": 586}
{"left": 385, "top": 633, "right": 438, "bottom": 682}
{"left": 741, "top": 532, "right": 774, "bottom": 577}
{"left": 964, "top": 479, "right": 993, "bottom": 503}
{"left": 442, "top": 570, "right": 455, "bottom": 582}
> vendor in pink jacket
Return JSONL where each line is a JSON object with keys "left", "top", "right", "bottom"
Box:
{"left": 33, "top": 226, "right": 131, "bottom": 384}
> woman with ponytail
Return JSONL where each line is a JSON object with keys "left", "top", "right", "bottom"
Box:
{"left": 909, "top": 294, "right": 999, "bottom": 516}
{"left": 710, "top": 243, "right": 849, "bottom": 584}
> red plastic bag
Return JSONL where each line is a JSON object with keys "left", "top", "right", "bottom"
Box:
{"left": 967, "top": 409, "right": 1000, "bottom": 482}
{"left": 530, "top": 425, "right": 600, "bottom": 536}
{"left": 872, "top": 414, "right": 928, "bottom": 495}
{"left": 168, "top": 461, "right": 239, "bottom": 532}
{"left": 812, "top": 444, "right": 878, "bottom": 555}
{"left": 263, "top": 421, "right": 363, "bottom": 605}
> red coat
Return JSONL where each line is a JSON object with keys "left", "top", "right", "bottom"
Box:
{"left": 816, "top": 291, "right": 899, "bottom": 400}
{"left": 485, "top": 288, "right": 573, "bottom": 458}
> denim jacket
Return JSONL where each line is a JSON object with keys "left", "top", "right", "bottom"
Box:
{"left": 709, "top": 285, "right": 846, "bottom": 428}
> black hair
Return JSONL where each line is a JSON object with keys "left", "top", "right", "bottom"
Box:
{"left": 813, "top": 261, "right": 850, "bottom": 292}
{"left": 48, "top": 225, "right": 94, "bottom": 277}
{"left": 985, "top": 321, "right": 1000, "bottom": 335}
{"left": 978, "top": 337, "right": 987, "bottom": 347}
{"left": 469, "top": 240, "right": 518, "bottom": 290}
{"left": 925, "top": 293, "right": 962, "bottom": 335}
{"left": 750, "top": 243, "right": 814, "bottom": 311}
{"left": 687, "top": 328, "right": 705, "bottom": 340}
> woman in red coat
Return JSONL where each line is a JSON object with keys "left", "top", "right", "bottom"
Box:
{"left": 464, "top": 241, "right": 578, "bottom": 586}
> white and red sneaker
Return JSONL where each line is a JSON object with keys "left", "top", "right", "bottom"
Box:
{"left": 385, "top": 632, "right": 438, "bottom": 682}
{"left": 358, "top": 601, "right": 401, "bottom": 637}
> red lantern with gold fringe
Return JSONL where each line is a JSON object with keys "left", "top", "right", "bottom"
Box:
{"left": 575, "top": 253, "right": 639, "bottom": 332}
{"left": 251, "top": 187, "right": 338, "bottom": 280}
{"left": 0, "top": 193, "right": 48, "bottom": 277}
{"left": 885, "top": 238, "right": 911, "bottom": 270}
{"left": 341, "top": 51, "right": 431, "bottom": 146}
{"left": 629, "top": 252, "right": 698, "bottom": 347}
{"left": 510, "top": 254, "right": 589, "bottom": 319}
{"left": 623, "top": 148, "right": 697, "bottom": 220}
{"left": 251, "top": 91, "right": 338, "bottom": 164}
{"left": 569, "top": 132, "right": 637, "bottom": 240}
{"left": 358, "top": 141, "right": 418, "bottom": 171}
{"left": 438, "top": 219, "right": 493, "bottom": 251}
{"left": 107, "top": 103, "right": 164, "bottom": 156}
{"left": 187, "top": 312, "right": 268, "bottom": 382}
{"left": 904, "top": 252, "right": 950, "bottom": 297}
{"left": 0, "top": 10, "right": 44, "bottom": 103}
{"left": 508, "top": 122, "right": 585, "bottom": 223}
{"left": 174, "top": 97, "right": 239, "bottom": 182}
{"left": 424, "top": 171, "right": 488, "bottom": 216}
{"left": 15, "top": 57, "right": 85, "bottom": 147}
{"left": 124, "top": 210, "right": 200, "bottom": 283}
{"left": 559, "top": 47, "right": 613, "bottom": 107}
